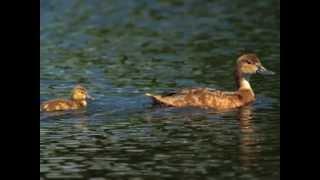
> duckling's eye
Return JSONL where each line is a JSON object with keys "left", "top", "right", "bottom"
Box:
{"left": 246, "top": 61, "right": 252, "bottom": 64}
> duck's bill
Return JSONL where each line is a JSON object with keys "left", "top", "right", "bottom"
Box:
{"left": 257, "top": 65, "right": 275, "bottom": 75}
{"left": 87, "top": 94, "right": 95, "bottom": 100}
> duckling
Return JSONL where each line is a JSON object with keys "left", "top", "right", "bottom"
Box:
{"left": 146, "top": 53, "right": 275, "bottom": 110}
{"left": 40, "top": 85, "right": 93, "bottom": 112}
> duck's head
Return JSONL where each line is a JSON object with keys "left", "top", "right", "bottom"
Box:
{"left": 237, "top": 53, "right": 275, "bottom": 75}
{"left": 71, "top": 85, "right": 94, "bottom": 101}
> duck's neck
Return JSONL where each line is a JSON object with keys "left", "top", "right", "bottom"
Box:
{"left": 235, "top": 67, "right": 255, "bottom": 97}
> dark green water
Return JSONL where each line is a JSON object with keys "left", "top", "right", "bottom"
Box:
{"left": 40, "top": 0, "right": 280, "bottom": 179}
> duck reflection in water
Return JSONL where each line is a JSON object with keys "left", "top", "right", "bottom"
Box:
{"left": 237, "top": 105, "right": 260, "bottom": 170}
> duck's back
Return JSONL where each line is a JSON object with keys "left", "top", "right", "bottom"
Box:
{"left": 40, "top": 99, "right": 81, "bottom": 112}
{"left": 147, "top": 88, "right": 245, "bottom": 109}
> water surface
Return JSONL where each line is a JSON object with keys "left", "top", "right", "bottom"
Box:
{"left": 40, "top": 0, "right": 280, "bottom": 179}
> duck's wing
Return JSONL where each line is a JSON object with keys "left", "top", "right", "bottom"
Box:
{"left": 146, "top": 88, "right": 213, "bottom": 106}
{"left": 40, "top": 99, "right": 74, "bottom": 112}
{"left": 160, "top": 87, "right": 211, "bottom": 96}
{"left": 146, "top": 87, "right": 243, "bottom": 109}
{"left": 147, "top": 87, "right": 237, "bottom": 98}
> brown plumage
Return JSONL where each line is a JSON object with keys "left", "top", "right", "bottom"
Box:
{"left": 146, "top": 53, "right": 274, "bottom": 110}
{"left": 40, "top": 85, "right": 93, "bottom": 112}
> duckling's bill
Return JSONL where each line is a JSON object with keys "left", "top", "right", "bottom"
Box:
{"left": 87, "top": 94, "right": 95, "bottom": 100}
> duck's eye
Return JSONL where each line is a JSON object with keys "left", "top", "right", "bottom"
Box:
{"left": 246, "top": 61, "right": 252, "bottom": 64}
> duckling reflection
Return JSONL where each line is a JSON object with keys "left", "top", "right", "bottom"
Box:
{"left": 237, "top": 106, "right": 260, "bottom": 169}
{"left": 73, "top": 118, "right": 90, "bottom": 131}
{"left": 40, "top": 108, "right": 88, "bottom": 120}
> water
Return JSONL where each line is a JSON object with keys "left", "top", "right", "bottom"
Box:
{"left": 40, "top": 0, "right": 280, "bottom": 179}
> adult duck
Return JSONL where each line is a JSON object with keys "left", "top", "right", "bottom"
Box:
{"left": 146, "top": 53, "right": 275, "bottom": 110}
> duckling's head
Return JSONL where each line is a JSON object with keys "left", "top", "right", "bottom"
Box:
{"left": 237, "top": 53, "right": 275, "bottom": 75}
{"left": 71, "top": 85, "right": 94, "bottom": 101}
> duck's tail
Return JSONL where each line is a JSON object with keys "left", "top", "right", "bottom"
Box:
{"left": 145, "top": 93, "right": 154, "bottom": 97}
{"left": 145, "top": 93, "right": 160, "bottom": 100}
{"left": 145, "top": 93, "right": 163, "bottom": 99}
{"left": 146, "top": 93, "right": 176, "bottom": 108}
{"left": 145, "top": 93, "right": 164, "bottom": 104}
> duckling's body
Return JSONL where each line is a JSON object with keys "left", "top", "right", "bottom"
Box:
{"left": 40, "top": 85, "right": 92, "bottom": 112}
{"left": 40, "top": 98, "right": 87, "bottom": 112}
{"left": 146, "top": 54, "right": 274, "bottom": 110}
